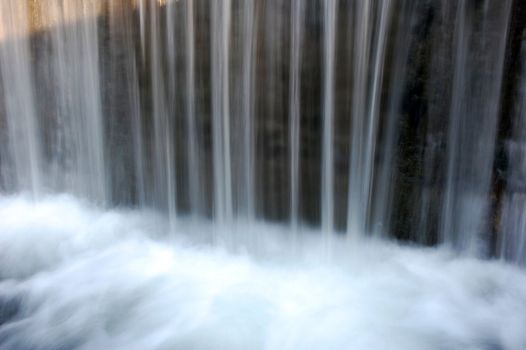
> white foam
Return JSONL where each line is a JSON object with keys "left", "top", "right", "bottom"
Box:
{"left": 0, "top": 195, "right": 525, "bottom": 350}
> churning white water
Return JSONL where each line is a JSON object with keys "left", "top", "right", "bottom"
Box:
{"left": 1, "top": 195, "right": 526, "bottom": 350}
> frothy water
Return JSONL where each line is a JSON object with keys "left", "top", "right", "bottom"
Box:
{"left": 1, "top": 195, "right": 526, "bottom": 350}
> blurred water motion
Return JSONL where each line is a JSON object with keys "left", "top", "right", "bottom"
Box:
{"left": 0, "top": 195, "right": 525, "bottom": 349}
{"left": 2, "top": 2, "right": 526, "bottom": 348}
{"left": 0, "top": 0, "right": 525, "bottom": 264}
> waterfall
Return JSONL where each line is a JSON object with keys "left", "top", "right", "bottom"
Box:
{"left": 3, "top": 2, "right": 526, "bottom": 349}
{"left": 347, "top": 1, "right": 392, "bottom": 238}
{"left": 0, "top": 0, "right": 524, "bottom": 264}
{"left": 184, "top": 0, "right": 201, "bottom": 217}
{"left": 105, "top": 0, "right": 145, "bottom": 205}
{"left": 149, "top": 0, "right": 177, "bottom": 228}
{"left": 289, "top": 0, "right": 305, "bottom": 234}
{"left": 54, "top": 1, "right": 107, "bottom": 203}
{"left": 499, "top": 36, "right": 526, "bottom": 265}
{"left": 321, "top": 0, "right": 336, "bottom": 249}
{"left": 347, "top": 1, "right": 372, "bottom": 238}
{"left": 0, "top": 0, "right": 41, "bottom": 196}
{"left": 211, "top": 0, "right": 233, "bottom": 229}
{"left": 370, "top": 1, "right": 416, "bottom": 238}
{"left": 439, "top": 0, "right": 511, "bottom": 255}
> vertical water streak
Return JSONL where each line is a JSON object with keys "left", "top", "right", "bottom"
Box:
{"left": 440, "top": 1, "right": 468, "bottom": 248}
{"left": 138, "top": 0, "right": 147, "bottom": 62}
{"left": 221, "top": 0, "right": 233, "bottom": 225}
{"left": 347, "top": 1, "right": 371, "bottom": 237}
{"left": 417, "top": 2, "right": 454, "bottom": 244}
{"left": 499, "top": 190, "right": 526, "bottom": 265}
{"left": 440, "top": 1, "right": 511, "bottom": 254}
{"left": 0, "top": 0, "right": 42, "bottom": 196}
{"left": 371, "top": 1, "right": 415, "bottom": 237}
{"left": 164, "top": 1, "right": 178, "bottom": 232}
{"left": 346, "top": 1, "right": 392, "bottom": 239}
{"left": 289, "top": 0, "right": 305, "bottom": 233}
{"left": 211, "top": 0, "right": 233, "bottom": 227}
{"left": 185, "top": 0, "right": 201, "bottom": 217}
{"left": 149, "top": 0, "right": 177, "bottom": 228}
{"left": 322, "top": 0, "right": 337, "bottom": 247}
{"left": 165, "top": 1, "right": 177, "bottom": 106}
{"left": 498, "top": 38, "right": 526, "bottom": 265}
{"left": 130, "top": 59, "right": 146, "bottom": 206}
{"left": 122, "top": 1, "right": 146, "bottom": 207}
{"left": 43, "top": 1, "right": 107, "bottom": 203}
{"left": 105, "top": 0, "right": 145, "bottom": 205}
{"left": 241, "top": 0, "right": 256, "bottom": 222}
{"left": 79, "top": 0, "right": 107, "bottom": 204}
{"left": 211, "top": 0, "right": 224, "bottom": 227}
{"left": 362, "top": 0, "right": 392, "bottom": 235}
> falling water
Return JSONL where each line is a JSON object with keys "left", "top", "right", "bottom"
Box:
{"left": 289, "top": 0, "right": 304, "bottom": 233}
{"left": 347, "top": 1, "right": 371, "bottom": 238}
{"left": 321, "top": 0, "right": 336, "bottom": 249}
{"left": 184, "top": 0, "right": 201, "bottom": 216}
{"left": 0, "top": 0, "right": 41, "bottom": 195}
{"left": 347, "top": 1, "right": 392, "bottom": 238}
{"left": 0, "top": 0, "right": 523, "bottom": 264}
{"left": 439, "top": 0, "right": 511, "bottom": 255}
{"left": 2, "top": 2, "right": 526, "bottom": 347}
{"left": 138, "top": 0, "right": 146, "bottom": 61}
{"left": 499, "top": 36, "right": 526, "bottom": 265}
{"left": 211, "top": 0, "right": 233, "bottom": 228}
{"left": 149, "top": 0, "right": 177, "bottom": 229}
{"left": 370, "top": 1, "right": 416, "bottom": 238}
{"left": 363, "top": 0, "right": 392, "bottom": 234}
{"left": 241, "top": 0, "right": 256, "bottom": 222}
{"left": 32, "top": 0, "right": 107, "bottom": 203}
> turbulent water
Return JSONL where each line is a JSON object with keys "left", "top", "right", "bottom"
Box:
{"left": 1, "top": 195, "right": 526, "bottom": 350}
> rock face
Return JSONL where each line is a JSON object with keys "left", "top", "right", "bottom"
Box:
{"left": 1, "top": 0, "right": 526, "bottom": 262}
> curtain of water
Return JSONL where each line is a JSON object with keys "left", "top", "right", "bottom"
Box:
{"left": 211, "top": 0, "right": 233, "bottom": 227}
{"left": 138, "top": 0, "right": 146, "bottom": 61}
{"left": 498, "top": 38, "right": 526, "bottom": 265}
{"left": 321, "top": 0, "right": 337, "bottom": 250}
{"left": 370, "top": 0, "right": 416, "bottom": 238}
{"left": 0, "top": 0, "right": 41, "bottom": 196}
{"left": 105, "top": 0, "right": 144, "bottom": 205}
{"left": 289, "top": 0, "right": 305, "bottom": 234}
{"left": 241, "top": 0, "right": 256, "bottom": 222}
{"left": 347, "top": 1, "right": 392, "bottom": 238}
{"left": 0, "top": 0, "right": 523, "bottom": 264}
{"left": 257, "top": 0, "right": 287, "bottom": 224}
{"left": 439, "top": 0, "right": 511, "bottom": 255}
{"left": 362, "top": 0, "right": 392, "bottom": 236}
{"left": 347, "top": 1, "right": 371, "bottom": 238}
{"left": 128, "top": 28, "right": 146, "bottom": 206}
{"left": 184, "top": 0, "right": 201, "bottom": 217}
{"left": 149, "top": 0, "right": 177, "bottom": 228}
{"left": 40, "top": 1, "right": 107, "bottom": 204}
